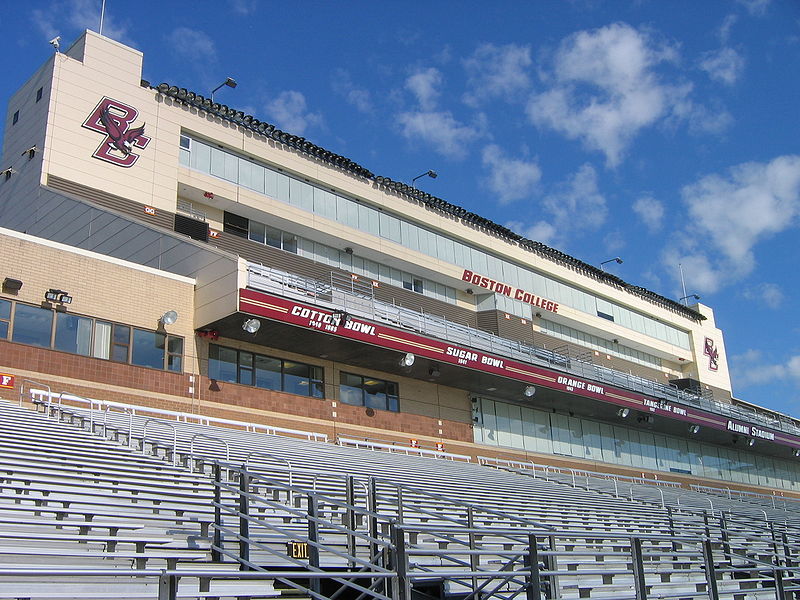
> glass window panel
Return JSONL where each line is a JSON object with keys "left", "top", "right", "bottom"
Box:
{"left": 0, "top": 299, "right": 10, "bottom": 320}
{"left": 131, "top": 329, "right": 166, "bottom": 369}
{"left": 363, "top": 377, "right": 388, "bottom": 411}
{"left": 191, "top": 140, "right": 211, "bottom": 173}
{"left": 224, "top": 152, "right": 238, "bottom": 182}
{"left": 0, "top": 321, "right": 7, "bottom": 339}
{"left": 314, "top": 189, "right": 337, "bottom": 220}
{"left": 401, "top": 221, "right": 419, "bottom": 251}
{"left": 254, "top": 355, "right": 281, "bottom": 390}
{"left": 54, "top": 313, "right": 92, "bottom": 356}
{"left": 264, "top": 224, "right": 282, "bottom": 248}
{"left": 336, "top": 195, "right": 358, "bottom": 226}
{"left": 209, "top": 345, "right": 237, "bottom": 383}
{"left": 284, "top": 361, "right": 311, "bottom": 395}
{"left": 551, "top": 413, "right": 571, "bottom": 456}
{"left": 93, "top": 321, "right": 111, "bottom": 359}
{"left": 379, "top": 213, "right": 402, "bottom": 243}
{"left": 210, "top": 147, "right": 226, "bottom": 178}
{"left": 290, "top": 179, "right": 314, "bottom": 211}
{"left": 249, "top": 221, "right": 266, "bottom": 244}
{"left": 12, "top": 304, "right": 52, "bottom": 348}
{"left": 275, "top": 172, "right": 290, "bottom": 202}
{"left": 283, "top": 233, "right": 298, "bottom": 254}
{"left": 264, "top": 168, "right": 278, "bottom": 198}
{"left": 310, "top": 366, "right": 324, "bottom": 398}
{"left": 166, "top": 336, "right": 183, "bottom": 373}
{"left": 339, "top": 372, "right": 363, "bottom": 406}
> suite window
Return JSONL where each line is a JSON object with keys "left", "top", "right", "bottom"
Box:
{"left": 36, "top": 87, "right": 43, "bottom": 102}
{"left": 0, "top": 299, "right": 10, "bottom": 339}
{"left": 11, "top": 304, "right": 52, "bottom": 347}
{"left": 54, "top": 313, "right": 92, "bottom": 356}
{"left": 208, "top": 344, "right": 323, "bottom": 398}
{"left": 12, "top": 111, "right": 19, "bottom": 125}
{"left": 339, "top": 372, "right": 399, "bottom": 412}
{"left": 3, "top": 300, "right": 182, "bottom": 371}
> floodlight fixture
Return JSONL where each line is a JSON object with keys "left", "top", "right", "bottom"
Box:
{"left": 211, "top": 77, "right": 237, "bottom": 102}
{"left": 747, "top": 438, "right": 755, "bottom": 447}
{"left": 44, "top": 289, "right": 71, "bottom": 304}
{"left": 523, "top": 385, "right": 536, "bottom": 397}
{"left": 2, "top": 277, "right": 22, "bottom": 293}
{"left": 688, "top": 424, "right": 700, "bottom": 434}
{"left": 428, "top": 366, "right": 441, "bottom": 378}
{"left": 411, "top": 170, "right": 438, "bottom": 188}
{"left": 680, "top": 294, "right": 701, "bottom": 305}
{"left": 793, "top": 448, "right": 800, "bottom": 458}
{"left": 600, "top": 257, "right": 623, "bottom": 270}
{"left": 399, "top": 353, "right": 415, "bottom": 368}
{"left": 242, "top": 318, "right": 261, "bottom": 334}
{"left": 160, "top": 310, "right": 178, "bottom": 326}
{"left": 617, "top": 407, "right": 630, "bottom": 418}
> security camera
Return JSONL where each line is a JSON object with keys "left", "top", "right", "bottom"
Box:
{"left": 49, "top": 36, "right": 61, "bottom": 51}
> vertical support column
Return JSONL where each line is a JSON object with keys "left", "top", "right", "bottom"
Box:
{"left": 468, "top": 506, "right": 478, "bottom": 595}
{"left": 666, "top": 507, "right": 679, "bottom": 558}
{"left": 547, "top": 535, "right": 560, "bottom": 599}
{"left": 368, "top": 478, "right": 379, "bottom": 563}
{"left": 345, "top": 475, "right": 357, "bottom": 568}
{"left": 392, "top": 525, "right": 410, "bottom": 600}
{"left": 718, "top": 513, "right": 731, "bottom": 565}
{"left": 157, "top": 572, "right": 178, "bottom": 600}
{"left": 630, "top": 537, "right": 647, "bottom": 600}
{"left": 525, "top": 533, "right": 542, "bottom": 600}
{"left": 307, "top": 493, "right": 321, "bottom": 596}
{"left": 773, "top": 567, "right": 785, "bottom": 600}
{"left": 702, "top": 539, "right": 720, "bottom": 600}
{"left": 238, "top": 469, "right": 251, "bottom": 570}
{"left": 211, "top": 463, "right": 223, "bottom": 562}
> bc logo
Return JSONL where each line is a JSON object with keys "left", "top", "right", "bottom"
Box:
{"left": 703, "top": 337, "right": 719, "bottom": 372}
{"left": 82, "top": 97, "right": 150, "bottom": 167}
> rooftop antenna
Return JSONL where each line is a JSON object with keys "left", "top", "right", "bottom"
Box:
{"left": 99, "top": 0, "right": 106, "bottom": 35}
{"left": 679, "top": 263, "right": 688, "bottom": 305}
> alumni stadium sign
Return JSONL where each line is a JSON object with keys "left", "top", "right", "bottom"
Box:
{"left": 239, "top": 288, "right": 800, "bottom": 451}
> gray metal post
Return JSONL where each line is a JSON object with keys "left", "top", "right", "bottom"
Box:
{"left": 393, "top": 525, "right": 410, "bottom": 600}
{"left": 468, "top": 506, "right": 478, "bottom": 595}
{"left": 307, "top": 494, "right": 321, "bottom": 595}
{"left": 773, "top": 567, "right": 785, "bottom": 600}
{"left": 238, "top": 469, "right": 251, "bottom": 570}
{"left": 158, "top": 572, "right": 178, "bottom": 600}
{"left": 525, "top": 533, "right": 542, "bottom": 600}
{"left": 702, "top": 539, "right": 720, "bottom": 600}
{"left": 630, "top": 537, "right": 647, "bottom": 600}
{"left": 547, "top": 535, "right": 560, "bottom": 599}
{"left": 211, "top": 463, "right": 223, "bottom": 562}
{"left": 368, "top": 478, "right": 379, "bottom": 564}
{"left": 345, "top": 475, "right": 357, "bottom": 568}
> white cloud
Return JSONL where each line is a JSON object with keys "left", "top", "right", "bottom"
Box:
{"left": 736, "top": 0, "right": 771, "bottom": 17}
{"left": 463, "top": 43, "right": 532, "bottom": 106}
{"left": 171, "top": 27, "right": 217, "bottom": 64}
{"left": 396, "top": 111, "right": 480, "bottom": 160}
{"left": 699, "top": 47, "right": 745, "bottom": 85}
{"left": 506, "top": 220, "right": 557, "bottom": 246}
{"left": 743, "top": 283, "right": 785, "bottom": 309}
{"left": 405, "top": 68, "right": 442, "bottom": 111}
{"left": 481, "top": 145, "right": 541, "bottom": 204}
{"left": 397, "top": 68, "right": 482, "bottom": 159}
{"left": 33, "top": 0, "right": 129, "bottom": 43}
{"left": 670, "top": 96, "right": 733, "bottom": 135}
{"left": 632, "top": 195, "right": 665, "bottom": 232}
{"left": 731, "top": 349, "right": 800, "bottom": 389}
{"left": 664, "top": 155, "right": 800, "bottom": 293}
{"left": 229, "top": 0, "right": 257, "bottom": 15}
{"left": 518, "top": 164, "right": 607, "bottom": 248}
{"left": 527, "top": 23, "right": 686, "bottom": 167}
{"left": 332, "top": 70, "right": 373, "bottom": 113}
{"left": 718, "top": 14, "right": 738, "bottom": 44}
{"left": 266, "top": 91, "right": 323, "bottom": 136}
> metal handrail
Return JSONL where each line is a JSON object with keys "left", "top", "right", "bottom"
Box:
{"left": 141, "top": 418, "right": 178, "bottom": 466}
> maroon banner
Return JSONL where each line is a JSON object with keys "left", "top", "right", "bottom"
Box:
{"left": 239, "top": 289, "right": 800, "bottom": 450}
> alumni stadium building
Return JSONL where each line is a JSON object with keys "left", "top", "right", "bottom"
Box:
{"left": 1, "top": 31, "right": 798, "bottom": 495}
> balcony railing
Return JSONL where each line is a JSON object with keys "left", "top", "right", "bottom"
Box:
{"left": 247, "top": 263, "right": 800, "bottom": 438}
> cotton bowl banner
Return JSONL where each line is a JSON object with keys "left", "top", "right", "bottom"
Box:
{"left": 239, "top": 288, "right": 800, "bottom": 452}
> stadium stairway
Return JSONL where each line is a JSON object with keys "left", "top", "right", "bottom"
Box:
{"left": 3, "top": 389, "right": 800, "bottom": 599}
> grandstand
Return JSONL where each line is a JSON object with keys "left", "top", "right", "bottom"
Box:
{"left": 1, "top": 29, "right": 800, "bottom": 598}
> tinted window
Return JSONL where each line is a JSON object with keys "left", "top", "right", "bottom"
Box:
{"left": 12, "top": 304, "right": 52, "bottom": 347}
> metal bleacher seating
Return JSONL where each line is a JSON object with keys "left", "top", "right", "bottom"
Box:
{"left": 0, "top": 388, "right": 799, "bottom": 599}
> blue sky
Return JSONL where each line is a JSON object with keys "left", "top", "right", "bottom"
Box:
{"left": 2, "top": 1, "right": 799, "bottom": 416}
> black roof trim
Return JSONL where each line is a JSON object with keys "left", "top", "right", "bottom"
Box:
{"left": 155, "top": 82, "right": 705, "bottom": 322}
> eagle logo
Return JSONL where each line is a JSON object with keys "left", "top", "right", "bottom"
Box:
{"left": 82, "top": 97, "right": 150, "bottom": 167}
